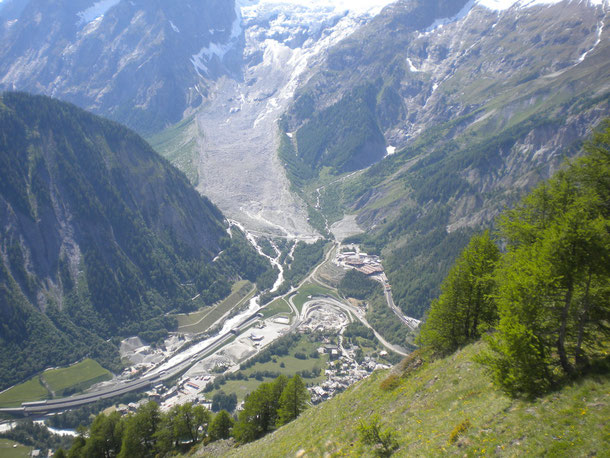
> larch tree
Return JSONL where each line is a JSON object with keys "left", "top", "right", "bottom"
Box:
{"left": 208, "top": 410, "right": 235, "bottom": 441}
{"left": 276, "top": 374, "right": 310, "bottom": 426}
{"left": 418, "top": 230, "right": 500, "bottom": 355}
{"left": 480, "top": 121, "right": 610, "bottom": 397}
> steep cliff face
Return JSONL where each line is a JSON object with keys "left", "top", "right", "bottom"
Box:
{"left": 0, "top": 0, "right": 241, "bottom": 133}
{"left": 283, "top": 0, "right": 610, "bottom": 176}
{"left": 281, "top": 0, "right": 610, "bottom": 318}
{"left": 0, "top": 93, "right": 234, "bottom": 389}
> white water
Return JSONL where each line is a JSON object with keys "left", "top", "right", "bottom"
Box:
{"left": 24, "top": 420, "right": 79, "bottom": 437}
{"left": 149, "top": 220, "right": 288, "bottom": 376}
{"left": 228, "top": 219, "right": 285, "bottom": 293}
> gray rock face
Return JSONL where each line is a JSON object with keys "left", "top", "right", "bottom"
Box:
{"left": 0, "top": 92, "right": 235, "bottom": 390}
{"left": 284, "top": 0, "right": 610, "bottom": 219}
{"left": 0, "top": 0, "right": 241, "bottom": 133}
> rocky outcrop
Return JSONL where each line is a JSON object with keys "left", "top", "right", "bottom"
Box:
{"left": 0, "top": 92, "right": 229, "bottom": 389}
{"left": 0, "top": 0, "right": 241, "bottom": 133}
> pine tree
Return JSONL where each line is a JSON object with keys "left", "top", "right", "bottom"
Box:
{"left": 418, "top": 230, "right": 500, "bottom": 355}
{"left": 208, "top": 410, "right": 235, "bottom": 441}
{"left": 276, "top": 374, "right": 310, "bottom": 426}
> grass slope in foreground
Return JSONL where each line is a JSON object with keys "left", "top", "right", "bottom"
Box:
{"left": 224, "top": 342, "right": 609, "bottom": 457}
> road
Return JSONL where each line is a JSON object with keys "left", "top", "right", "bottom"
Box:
{"left": 0, "top": 310, "right": 263, "bottom": 416}
{"left": 0, "top": 233, "right": 411, "bottom": 416}
{"left": 383, "top": 288, "right": 420, "bottom": 331}
{"left": 315, "top": 297, "right": 409, "bottom": 357}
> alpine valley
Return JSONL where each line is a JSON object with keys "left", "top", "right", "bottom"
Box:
{"left": 0, "top": 0, "right": 608, "bottom": 456}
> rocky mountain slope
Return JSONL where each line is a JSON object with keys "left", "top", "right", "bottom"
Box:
{"left": 0, "top": 93, "right": 271, "bottom": 390}
{"left": 0, "top": 0, "right": 396, "bottom": 237}
{"left": 150, "top": 1, "right": 396, "bottom": 236}
{"left": 0, "top": 0, "right": 241, "bottom": 133}
{"left": 1, "top": 0, "right": 609, "bottom": 328}
{"left": 279, "top": 0, "right": 610, "bottom": 318}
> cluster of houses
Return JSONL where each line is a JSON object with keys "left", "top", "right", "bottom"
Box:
{"left": 309, "top": 345, "right": 391, "bottom": 404}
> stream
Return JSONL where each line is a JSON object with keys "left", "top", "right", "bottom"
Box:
{"left": 148, "top": 219, "right": 288, "bottom": 376}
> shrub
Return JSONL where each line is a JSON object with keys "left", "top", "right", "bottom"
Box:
{"left": 357, "top": 415, "right": 399, "bottom": 457}
{"left": 379, "top": 374, "right": 401, "bottom": 392}
{"left": 448, "top": 418, "right": 471, "bottom": 444}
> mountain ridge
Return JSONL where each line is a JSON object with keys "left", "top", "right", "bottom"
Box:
{"left": 0, "top": 0, "right": 242, "bottom": 133}
{"left": 0, "top": 92, "right": 272, "bottom": 390}
{"left": 278, "top": 0, "right": 610, "bottom": 318}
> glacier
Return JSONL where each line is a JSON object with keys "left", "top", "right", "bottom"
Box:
{"left": 77, "top": 0, "right": 121, "bottom": 25}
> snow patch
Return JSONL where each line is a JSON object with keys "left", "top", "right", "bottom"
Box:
{"left": 237, "top": 0, "right": 395, "bottom": 17}
{"left": 169, "top": 20, "right": 180, "bottom": 33}
{"left": 191, "top": 1, "right": 243, "bottom": 75}
{"left": 476, "top": 0, "right": 604, "bottom": 11}
{"left": 423, "top": 0, "right": 580, "bottom": 33}
{"left": 386, "top": 145, "right": 396, "bottom": 156}
{"left": 477, "top": 0, "right": 520, "bottom": 9}
{"left": 426, "top": 0, "right": 476, "bottom": 32}
{"left": 77, "top": 0, "right": 121, "bottom": 25}
{"left": 406, "top": 57, "right": 421, "bottom": 72}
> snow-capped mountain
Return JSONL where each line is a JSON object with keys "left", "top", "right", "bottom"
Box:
{"left": 0, "top": 0, "right": 241, "bottom": 133}
{"left": 0, "top": 0, "right": 395, "bottom": 134}
{"left": 185, "top": 0, "right": 399, "bottom": 237}
{"left": 0, "top": 0, "right": 399, "bottom": 235}
{"left": 274, "top": 0, "right": 609, "bottom": 317}
{"left": 1, "top": 0, "right": 608, "bottom": 239}
{"left": 281, "top": 0, "right": 609, "bottom": 174}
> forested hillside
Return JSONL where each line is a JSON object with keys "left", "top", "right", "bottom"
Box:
{"left": 0, "top": 93, "right": 273, "bottom": 390}
{"left": 211, "top": 121, "right": 610, "bottom": 457}
{"left": 420, "top": 120, "right": 610, "bottom": 396}
{"left": 279, "top": 0, "right": 610, "bottom": 321}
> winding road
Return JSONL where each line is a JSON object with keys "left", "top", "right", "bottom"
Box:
{"left": 0, "top": 226, "right": 413, "bottom": 417}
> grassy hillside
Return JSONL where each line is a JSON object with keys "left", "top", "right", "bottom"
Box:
{"left": 217, "top": 342, "right": 608, "bottom": 457}
{"left": 0, "top": 439, "right": 31, "bottom": 458}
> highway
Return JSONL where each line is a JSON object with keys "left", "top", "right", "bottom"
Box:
{"left": 300, "top": 296, "right": 408, "bottom": 357}
{"left": 0, "top": 238, "right": 412, "bottom": 417}
{"left": 383, "top": 287, "right": 420, "bottom": 331}
{"left": 0, "top": 310, "right": 263, "bottom": 417}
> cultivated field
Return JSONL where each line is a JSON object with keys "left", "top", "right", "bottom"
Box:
{"left": 291, "top": 283, "right": 339, "bottom": 313}
{"left": 0, "top": 439, "right": 31, "bottom": 458}
{"left": 42, "top": 359, "right": 113, "bottom": 396}
{"left": 260, "top": 298, "right": 292, "bottom": 319}
{"left": 176, "top": 281, "right": 255, "bottom": 334}
{"left": 0, "top": 378, "right": 48, "bottom": 408}
{"left": 0, "top": 358, "right": 112, "bottom": 406}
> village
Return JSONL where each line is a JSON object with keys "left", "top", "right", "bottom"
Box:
{"left": 113, "top": 244, "right": 398, "bottom": 413}
{"left": 118, "top": 337, "right": 393, "bottom": 413}
{"left": 309, "top": 343, "right": 391, "bottom": 404}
